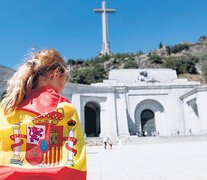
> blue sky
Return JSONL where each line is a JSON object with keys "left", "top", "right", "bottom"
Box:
{"left": 0, "top": 0, "right": 207, "bottom": 69}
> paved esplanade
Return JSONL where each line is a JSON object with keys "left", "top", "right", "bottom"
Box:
{"left": 94, "top": 1, "right": 115, "bottom": 56}
{"left": 86, "top": 136, "right": 207, "bottom": 180}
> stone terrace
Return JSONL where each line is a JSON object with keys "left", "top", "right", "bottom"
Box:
{"left": 86, "top": 135, "right": 207, "bottom": 180}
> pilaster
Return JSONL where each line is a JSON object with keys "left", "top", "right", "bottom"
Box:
{"left": 115, "top": 87, "right": 130, "bottom": 136}
{"left": 72, "top": 94, "right": 84, "bottom": 133}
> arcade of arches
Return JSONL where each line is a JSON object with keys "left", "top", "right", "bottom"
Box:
{"left": 84, "top": 100, "right": 164, "bottom": 137}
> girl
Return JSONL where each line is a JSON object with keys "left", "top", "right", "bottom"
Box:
{"left": 0, "top": 48, "right": 86, "bottom": 180}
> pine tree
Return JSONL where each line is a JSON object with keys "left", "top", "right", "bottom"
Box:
{"left": 159, "top": 42, "right": 163, "bottom": 49}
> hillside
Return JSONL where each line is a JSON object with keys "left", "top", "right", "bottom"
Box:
{"left": 67, "top": 36, "right": 207, "bottom": 85}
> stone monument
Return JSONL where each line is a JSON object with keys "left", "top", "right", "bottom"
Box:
{"left": 94, "top": 1, "right": 115, "bottom": 56}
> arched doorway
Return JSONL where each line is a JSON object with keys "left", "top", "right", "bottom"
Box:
{"left": 141, "top": 109, "right": 156, "bottom": 136}
{"left": 135, "top": 99, "right": 165, "bottom": 135}
{"left": 84, "top": 102, "right": 100, "bottom": 137}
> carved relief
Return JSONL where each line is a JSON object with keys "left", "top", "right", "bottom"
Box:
{"left": 137, "top": 71, "right": 160, "bottom": 83}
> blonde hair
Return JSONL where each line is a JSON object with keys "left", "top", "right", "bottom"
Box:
{"left": 1, "top": 48, "right": 68, "bottom": 114}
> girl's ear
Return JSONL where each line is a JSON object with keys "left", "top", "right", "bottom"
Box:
{"left": 52, "top": 68, "right": 60, "bottom": 80}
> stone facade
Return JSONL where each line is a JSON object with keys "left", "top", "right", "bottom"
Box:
{"left": 0, "top": 66, "right": 207, "bottom": 137}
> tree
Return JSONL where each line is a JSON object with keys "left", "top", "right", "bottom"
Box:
{"left": 76, "top": 59, "right": 84, "bottom": 65}
{"left": 69, "top": 64, "right": 107, "bottom": 85}
{"left": 100, "top": 54, "right": 111, "bottom": 63}
{"left": 84, "top": 59, "right": 90, "bottom": 66}
{"left": 129, "top": 52, "right": 135, "bottom": 57}
{"left": 92, "top": 56, "right": 101, "bottom": 66}
{"left": 159, "top": 42, "right": 163, "bottom": 49}
{"left": 67, "top": 59, "right": 76, "bottom": 65}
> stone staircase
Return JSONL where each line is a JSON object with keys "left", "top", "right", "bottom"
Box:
{"left": 85, "top": 137, "right": 103, "bottom": 146}
{"left": 85, "top": 135, "right": 207, "bottom": 146}
{"left": 124, "top": 135, "right": 203, "bottom": 145}
{"left": 85, "top": 137, "right": 131, "bottom": 146}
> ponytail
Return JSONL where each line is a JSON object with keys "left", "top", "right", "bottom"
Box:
{"left": 1, "top": 48, "right": 67, "bottom": 114}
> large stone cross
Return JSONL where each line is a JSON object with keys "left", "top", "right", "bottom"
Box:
{"left": 94, "top": 1, "right": 115, "bottom": 56}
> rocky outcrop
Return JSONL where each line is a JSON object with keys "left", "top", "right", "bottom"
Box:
{"left": 186, "top": 43, "right": 207, "bottom": 57}
{"left": 149, "top": 36, "right": 207, "bottom": 58}
{"left": 199, "top": 36, "right": 207, "bottom": 43}
{"left": 149, "top": 45, "right": 171, "bottom": 57}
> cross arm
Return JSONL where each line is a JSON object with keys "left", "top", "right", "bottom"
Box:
{"left": 94, "top": 9, "right": 104, "bottom": 13}
{"left": 105, "top": 9, "right": 116, "bottom": 13}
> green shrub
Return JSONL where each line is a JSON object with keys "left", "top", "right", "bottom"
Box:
{"left": 136, "top": 51, "right": 144, "bottom": 56}
{"left": 129, "top": 53, "right": 135, "bottom": 57}
{"left": 114, "top": 53, "right": 130, "bottom": 60}
{"left": 123, "top": 60, "right": 139, "bottom": 69}
{"left": 149, "top": 55, "right": 163, "bottom": 64}
{"left": 99, "top": 54, "right": 111, "bottom": 63}
{"left": 171, "top": 44, "right": 189, "bottom": 54}
{"left": 163, "top": 56, "right": 197, "bottom": 75}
